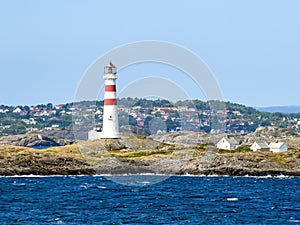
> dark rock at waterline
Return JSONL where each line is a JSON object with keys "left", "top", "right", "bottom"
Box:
{"left": 0, "top": 146, "right": 95, "bottom": 176}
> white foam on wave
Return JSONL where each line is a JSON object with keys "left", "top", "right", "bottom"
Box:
{"left": 0, "top": 174, "right": 297, "bottom": 179}
{"left": 255, "top": 175, "right": 294, "bottom": 179}
{"left": 176, "top": 174, "right": 230, "bottom": 178}
{"left": 287, "top": 219, "right": 300, "bottom": 223}
{"left": 12, "top": 181, "right": 26, "bottom": 186}
{"left": 100, "top": 173, "right": 170, "bottom": 177}
{"left": 0, "top": 174, "right": 89, "bottom": 178}
{"left": 1, "top": 175, "right": 66, "bottom": 178}
{"left": 97, "top": 186, "right": 107, "bottom": 189}
{"left": 227, "top": 198, "right": 239, "bottom": 202}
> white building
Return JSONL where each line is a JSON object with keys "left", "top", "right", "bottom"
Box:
{"left": 269, "top": 142, "right": 288, "bottom": 153}
{"left": 250, "top": 142, "right": 269, "bottom": 152}
{"left": 22, "top": 118, "right": 37, "bottom": 125}
{"left": 216, "top": 137, "right": 239, "bottom": 150}
{"left": 0, "top": 109, "right": 8, "bottom": 113}
{"left": 13, "top": 107, "right": 22, "bottom": 113}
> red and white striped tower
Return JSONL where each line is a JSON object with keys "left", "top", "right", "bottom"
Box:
{"left": 101, "top": 61, "right": 120, "bottom": 138}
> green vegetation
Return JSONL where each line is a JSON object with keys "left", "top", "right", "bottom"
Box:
{"left": 234, "top": 145, "right": 252, "bottom": 152}
{"left": 108, "top": 149, "right": 173, "bottom": 159}
{"left": 193, "top": 144, "right": 207, "bottom": 157}
{"left": 195, "top": 144, "right": 207, "bottom": 151}
{"left": 270, "top": 154, "right": 291, "bottom": 168}
{"left": 218, "top": 145, "right": 252, "bottom": 154}
{"left": 1, "top": 98, "right": 300, "bottom": 136}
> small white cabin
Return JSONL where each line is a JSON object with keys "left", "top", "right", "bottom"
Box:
{"left": 13, "top": 107, "right": 22, "bottom": 113}
{"left": 269, "top": 142, "right": 288, "bottom": 153}
{"left": 250, "top": 142, "right": 269, "bottom": 152}
{"left": 217, "top": 137, "right": 239, "bottom": 150}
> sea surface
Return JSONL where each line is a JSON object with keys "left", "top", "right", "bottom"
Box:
{"left": 1, "top": 175, "right": 300, "bottom": 224}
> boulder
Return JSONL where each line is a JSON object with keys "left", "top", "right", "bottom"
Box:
{"left": 0, "top": 134, "right": 61, "bottom": 147}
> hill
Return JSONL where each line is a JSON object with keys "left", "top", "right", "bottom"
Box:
{"left": 1, "top": 98, "right": 300, "bottom": 138}
{"left": 257, "top": 106, "right": 300, "bottom": 114}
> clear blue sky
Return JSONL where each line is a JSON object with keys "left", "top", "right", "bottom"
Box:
{"left": 1, "top": 0, "right": 299, "bottom": 107}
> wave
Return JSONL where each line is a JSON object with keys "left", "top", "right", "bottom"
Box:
{"left": 0, "top": 174, "right": 297, "bottom": 179}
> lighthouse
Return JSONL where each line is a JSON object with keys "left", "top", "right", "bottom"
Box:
{"left": 87, "top": 61, "right": 120, "bottom": 140}
{"left": 100, "top": 61, "right": 120, "bottom": 138}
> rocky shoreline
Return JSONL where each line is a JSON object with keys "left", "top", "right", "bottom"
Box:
{"left": 0, "top": 133, "right": 73, "bottom": 147}
{"left": 1, "top": 132, "right": 300, "bottom": 177}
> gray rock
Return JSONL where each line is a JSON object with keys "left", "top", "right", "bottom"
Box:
{"left": 0, "top": 134, "right": 61, "bottom": 147}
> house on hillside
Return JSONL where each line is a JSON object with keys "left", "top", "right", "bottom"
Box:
{"left": 269, "top": 142, "right": 288, "bottom": 153}
{"left": 13, "top": 107, "right": 22, "bottom": 114}
{"left": 250, "top": 142, "right": 270, "bottom": 152}
{"left": 0, "top": 109, "right": 9, "bottom": 113}
{"left": 217, "top": 137, "right": 239, "bottom": 150}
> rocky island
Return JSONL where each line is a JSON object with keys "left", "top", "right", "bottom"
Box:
{"left": 1, "top": 127, "right": 300, "bottom": 177}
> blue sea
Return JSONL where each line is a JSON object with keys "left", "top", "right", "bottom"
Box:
{"left": 1, "top": 175, "right": 300, "bottom": 224}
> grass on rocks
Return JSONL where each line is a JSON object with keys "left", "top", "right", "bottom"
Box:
{"left": 108, "top": 149, "right": 173, "bottom": 159}
{"left": 1, "top": 132, "right": 300, "bottom": 171}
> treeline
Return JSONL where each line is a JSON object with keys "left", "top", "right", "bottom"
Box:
{"left": 1, "top": 98, "right": 300, "bottom": 136}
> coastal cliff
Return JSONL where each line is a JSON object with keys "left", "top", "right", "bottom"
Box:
{"left": 1, "top": 132, "right": 300, "bottom": 176}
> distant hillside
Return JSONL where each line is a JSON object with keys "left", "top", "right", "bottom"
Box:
{"left": 1, "top": 98, "right": 300, "bottom": 137}
{"left": 257, "top": 106, "right": 300, "bottom": 114}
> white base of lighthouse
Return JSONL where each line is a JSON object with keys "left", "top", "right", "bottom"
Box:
{"left": 101, "top": 105, "right": 120, "bottom": 139}
{"left": 88, "top": 130, "right": 120, "bottom": 140}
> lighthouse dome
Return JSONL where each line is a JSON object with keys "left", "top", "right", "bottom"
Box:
{"left": 104, "top": 61, "right": 117, "bottom": 74}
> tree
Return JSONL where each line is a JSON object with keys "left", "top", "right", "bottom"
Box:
{"left": 46, "top": 103, "right": 53, "bottom": 110}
